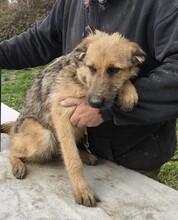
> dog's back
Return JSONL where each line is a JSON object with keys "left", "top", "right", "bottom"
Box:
{"left": 13, "top": 52, "right": 86, "bottom": 134}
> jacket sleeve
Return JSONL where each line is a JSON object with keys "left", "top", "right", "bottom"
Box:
{"left": 102, "top": 7, "right": 178, "bottom": 125}
{"left": 0, "top": 0, "right": 64, "bottom": 69}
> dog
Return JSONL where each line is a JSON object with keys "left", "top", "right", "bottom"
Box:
{"left": 1, "top": 30, "right": 145, "bottom": 207}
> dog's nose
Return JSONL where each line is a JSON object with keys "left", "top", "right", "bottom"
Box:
{"left": 88, "top": 96, "right": 105, "bottom": 108}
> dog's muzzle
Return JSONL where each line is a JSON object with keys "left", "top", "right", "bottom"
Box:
{"left": 88, "top": 95, "right": 106, "bottom": 109}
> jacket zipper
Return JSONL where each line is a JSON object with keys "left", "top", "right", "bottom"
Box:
{"left": 82, "top": 0, "right": 99, "bottom": 37}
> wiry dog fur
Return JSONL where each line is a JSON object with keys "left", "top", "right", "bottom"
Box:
{"left": 1, "top": 31, "right": 145, "bottom": 207}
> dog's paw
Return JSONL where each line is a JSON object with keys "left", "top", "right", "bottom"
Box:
{"left": 119, "top": 90, "right": 138, "bottom": 111}
{"left": 85, "top": 153, "right": 98, "bottom": 165}
{"left": 79, "top": 150, "right": 98, "bottom": 165}
{"left": 74, "top": 186, "right": 100, "bottom": 207}
{"left": 12, "top": 161, "right": 27, "bottom": 179}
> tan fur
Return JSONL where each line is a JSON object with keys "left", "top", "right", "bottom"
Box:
{"left": 1, "top": 31, "right": 145, "bottom": 207}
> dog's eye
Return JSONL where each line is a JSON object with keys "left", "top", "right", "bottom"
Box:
{"left": 107, "top": 67, "right": 120, "bottom": 75}
{"left": 88, "top": 65, "right": 97, "bottom": 74}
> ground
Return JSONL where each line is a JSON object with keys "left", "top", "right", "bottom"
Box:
{"left": 1, "top": 68, "right": 178, "bottom": 191}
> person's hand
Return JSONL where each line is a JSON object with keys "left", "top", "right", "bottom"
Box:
{"left": 60, "top": 97, "right": 104, "bottom": 128}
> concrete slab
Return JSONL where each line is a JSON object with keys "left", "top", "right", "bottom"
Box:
{"left": 1, "top": 104, "right": 178, "bottom": 219}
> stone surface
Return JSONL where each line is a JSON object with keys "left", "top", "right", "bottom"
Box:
{"left": 1, "top": 103, "right": 178, "bottom": 220}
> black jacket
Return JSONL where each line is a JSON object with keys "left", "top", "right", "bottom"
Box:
{"left": 0, "top": 0, "right": 178, "bottom": 126}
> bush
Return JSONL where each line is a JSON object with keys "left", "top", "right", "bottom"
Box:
{"left": 0, "top": 0, "right": 56, "bottom": 41}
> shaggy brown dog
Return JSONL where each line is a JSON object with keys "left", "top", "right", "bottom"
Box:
{"left": 1, "top": 31, "right": 145, "bottom": 207}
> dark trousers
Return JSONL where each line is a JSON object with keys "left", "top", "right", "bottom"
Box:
{"left": 87, "top": 119, "right": 177, "bottom": 170}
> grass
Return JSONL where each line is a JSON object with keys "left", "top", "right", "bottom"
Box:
{"left": 1, "top": 68, "right": 178, "bottom": 190}
{"left": 159, "top": 121, "right": 178, "bottom": 190}
{"left": 1, "top": 67, "right": 44, "bottom": 110}
{"left": 159, "top": 161, "right": 178, "bottom": 190}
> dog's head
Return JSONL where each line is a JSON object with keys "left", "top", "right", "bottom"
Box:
{"left": 74, "top": 30, "right": 146, "bottom": 109}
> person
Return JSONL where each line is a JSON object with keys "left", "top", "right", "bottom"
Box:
{"left": 1, "top": 0, "right": 178, "bottom": 179}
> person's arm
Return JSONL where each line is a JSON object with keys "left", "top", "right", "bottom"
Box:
{"left": 61, "top": 5, "right": 178, "bottom": 128}
{"left": 0, "top": 0, "right": 64, "bottom": 69}
{"left": 109, "top": 6, "right": 178, "bottom": 125}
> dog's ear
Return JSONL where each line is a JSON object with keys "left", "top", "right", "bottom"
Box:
{"left": 73, "top": 45, "right": 87, "bottom": 61}
{"left": 74, "top": 30, "right": 105, "bottom": 61}
{"left": 73, "top": 36, "right": 92, "bottom": 61}
{"left": 130, "top": 42, "right": 146, "bottom": 66}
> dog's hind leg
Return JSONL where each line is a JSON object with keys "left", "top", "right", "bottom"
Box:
{"left": 9, "top": 118, "right": 57, "bottom": 179}
{"left": 9, "top": 152, "right": 27, "bottom": 179}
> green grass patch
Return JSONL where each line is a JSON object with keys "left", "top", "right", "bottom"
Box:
{"left": 1, "top": 67, "right": 44, "bottom": 111}
{"left": 159, "top": 161, "right": 178, "bottom": 190}
{"left": 159, "top": 142, "right": 178, "bottom": 190}
{"left": 1, "top": 68, "right": 178, "bottom": 190}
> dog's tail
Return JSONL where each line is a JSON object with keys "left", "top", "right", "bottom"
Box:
{"left": 1, "top": 121, "right": 15, "bottom": 134}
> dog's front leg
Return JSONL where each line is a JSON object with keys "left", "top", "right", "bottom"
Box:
{"left": 51, "top": 106, "right": 99, "bottom": 207}
{"left": 118, "top": 80, "right": 138, "bottom": 111}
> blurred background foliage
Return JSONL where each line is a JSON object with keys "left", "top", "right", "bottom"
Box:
{"left": 0, "top": 0, "right": 55, "bottom": 41}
